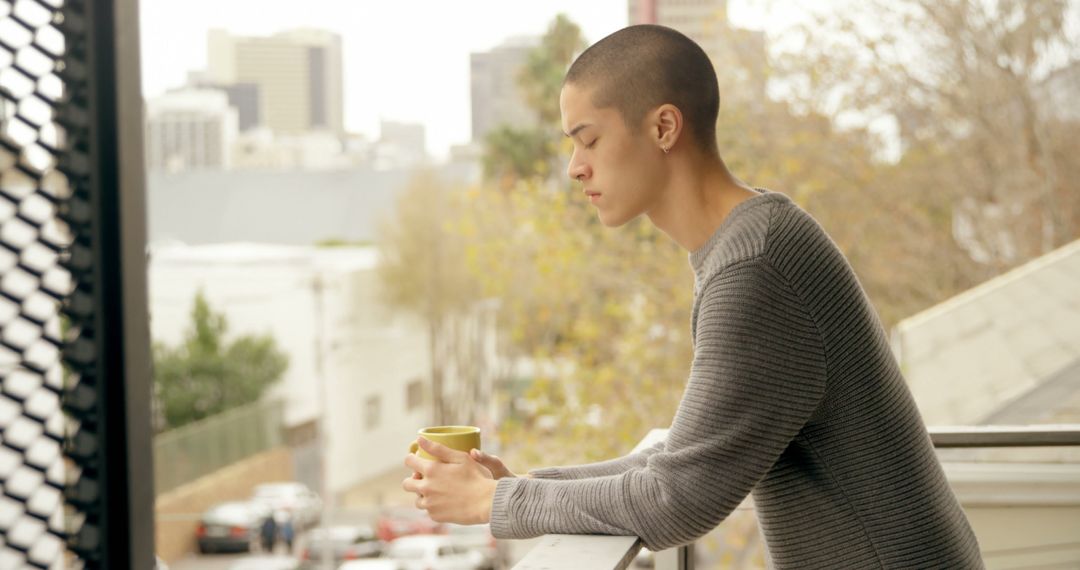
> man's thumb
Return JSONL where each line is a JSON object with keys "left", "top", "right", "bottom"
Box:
{"left": 471, "top": 449, "right": 502, "bottom": 468}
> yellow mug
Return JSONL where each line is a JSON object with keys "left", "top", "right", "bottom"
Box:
{"left": 409, "top": 425, "right": 481, "bottom": 460}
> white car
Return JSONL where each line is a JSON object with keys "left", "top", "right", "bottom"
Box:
{"left": 337, "top": 561, "right": 398, "bottom": 570}
{"left": 251, "top": 482, "right": 323, "bottom": 529}
{"left": 227, "top": 555, "right": 300, "bottom": 570}
{"left": 386, "top": 535, "right": 487, "bottom": 570}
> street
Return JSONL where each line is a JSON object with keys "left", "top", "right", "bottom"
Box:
{"left": 170, "top": 551, "right": 253, "bottom": 570}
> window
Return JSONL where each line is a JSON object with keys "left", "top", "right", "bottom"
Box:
{"left": 406, "top": 379, "right": 424, "bottom": 412}
{"left": 364, "top": 395, "right": 381, "bottom": 431}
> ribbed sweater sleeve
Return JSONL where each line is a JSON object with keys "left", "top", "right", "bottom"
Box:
{"left": 526, "top": 441, "right": 665, "bottom": 480}
{"left": 489, "top": 258, "right": 828, "bottom": 551}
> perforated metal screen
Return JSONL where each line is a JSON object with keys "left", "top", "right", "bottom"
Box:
{"left": 1, "top": 0, "right": 153, "bottom": 567}
{"left": 1, "top": 0, "right": 77, "bottom": 567}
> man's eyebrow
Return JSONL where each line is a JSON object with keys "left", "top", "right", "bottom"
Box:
{"left": 563, "top": 123, "right": 592, "bottom": 138}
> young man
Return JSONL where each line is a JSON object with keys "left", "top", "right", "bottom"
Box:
{"left": 403, "top": 25, "right": 984, "bottom": 568}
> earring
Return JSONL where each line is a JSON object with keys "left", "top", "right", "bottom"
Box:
{"left": 662, "top": 146, "right": 669, "bottom": 154}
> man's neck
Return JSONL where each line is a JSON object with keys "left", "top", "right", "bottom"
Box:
{"left": 646, "top": 156, "right": 760, "bottom": 253}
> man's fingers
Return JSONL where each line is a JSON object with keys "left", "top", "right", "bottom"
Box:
{"left": 417, "top": 437, "right": 468, "bottom": 464}
{"left": 401, "top": 476, "right": 423, "bottom": 495}
{"left": 404, "top": 452, "right": 433, "bottom": 475}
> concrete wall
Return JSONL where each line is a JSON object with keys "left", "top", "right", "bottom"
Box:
{"left": 155, "top": 447, "right": 293, "bottom": 564}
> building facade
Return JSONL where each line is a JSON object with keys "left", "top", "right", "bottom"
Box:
{"left": 145, "top": 89, "right": 238, "bottom": 172}
{"left": 470, "top": 36, "right": 540, "bottom": 143}
{"left": 207, "top": 28, "right": 345, "bottom": 135}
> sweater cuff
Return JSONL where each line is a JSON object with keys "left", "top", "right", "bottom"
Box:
{"left": 489, "top": 476, "right": 522, "bottom": 539}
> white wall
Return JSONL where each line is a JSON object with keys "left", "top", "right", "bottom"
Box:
{"left": 148, "top": 243, "right": 431, "bottom": 496}
{"left": 314, "top": 257, "right": 432, "bottom": 493}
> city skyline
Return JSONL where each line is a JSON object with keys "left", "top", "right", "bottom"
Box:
{"left": 140, "top": 0, "right": 779, "bottom": 160}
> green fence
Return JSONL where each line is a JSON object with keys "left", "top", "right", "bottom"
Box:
{"left": 153, "top": 399, "right": 285, "bottom": 496}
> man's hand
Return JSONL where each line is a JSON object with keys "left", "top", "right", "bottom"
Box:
{"left": 402, "top": 437, "right": 499, "bottom": 525}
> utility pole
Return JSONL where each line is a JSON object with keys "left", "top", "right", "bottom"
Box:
{"left": 312, "top": 274, "right": 335, "bottom": 570}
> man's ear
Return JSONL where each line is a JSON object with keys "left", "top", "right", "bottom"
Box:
{"left": 653, "top": 104, "right": 683, "bottom": 151}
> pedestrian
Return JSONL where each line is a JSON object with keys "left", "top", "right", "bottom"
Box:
{"left": 259, "top": 513, "right": 276, "bottom": 554}
{"left": 402, "top": 24, "right": 985, "bottom": 569}
{"left": 277, "top": 510, "right": 295, "bottom": 554}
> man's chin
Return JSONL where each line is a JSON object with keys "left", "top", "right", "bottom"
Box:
{"left": 596, "top": 209, "right": 636, "bottom": 228}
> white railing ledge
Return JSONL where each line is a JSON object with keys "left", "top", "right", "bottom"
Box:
{"left": 512, "top": 534, "right": 642, "bottom": 570}
{"left": 512, "top": 430, "right": 688, "bottom": 570}
{"left": 511, "top": 425, "right": 1080, "bottom": 569}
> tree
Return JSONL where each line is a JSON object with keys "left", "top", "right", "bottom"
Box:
{"left": 453, "top": 180, "right": 694, "bottom": 466}
{"left": 482, "top": 14, "right": 587, "bottom": 188}
{"left": 376, "top": 170, "right": 498, "bottom": 427}
{"left": 481, "top": 126, "right": 556, "bottom": 187}
{"left": 772, "top": 0, "right": 1080, "bottom": 276}
{"left": 153, "top": 291, "right": 288, "bottom": 431}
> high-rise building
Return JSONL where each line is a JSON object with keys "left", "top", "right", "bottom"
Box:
{"left": 145, "top": 89, "right": 238, "bottom": 172}
{"left": 207, "top": 28, "right": 344, "bottom": 135}
{"left": 470, "top": 36, "right": 541, "bottom": 143}
{"left": 220, "top": 83, "right": 261, "bottom": 132}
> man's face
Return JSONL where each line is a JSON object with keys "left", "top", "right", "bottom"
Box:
{"left": 560, "top": 83, "right": 664, "bottom": 227}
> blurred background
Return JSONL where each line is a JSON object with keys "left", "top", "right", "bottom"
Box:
{"left": 138, "top": 1, "right": 1080, "bottom": 569}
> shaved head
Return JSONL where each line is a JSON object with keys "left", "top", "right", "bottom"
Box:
{"left": 564, "top": 25, "right": 720, "bottom": 155}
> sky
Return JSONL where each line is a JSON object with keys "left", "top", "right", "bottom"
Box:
{"left": 139, "top": 0, "right": 778, "bottom": 160}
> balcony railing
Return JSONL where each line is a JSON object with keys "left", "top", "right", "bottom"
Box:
{"left": 511, "top": 425, "right": 1080, "bottom": 570}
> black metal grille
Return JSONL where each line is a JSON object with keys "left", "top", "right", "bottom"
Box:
{"left": 2, "top": 0, "right": 154, "bottom": 567}
{"left": 0, "top": 0, "right": 77, "bottom": 567}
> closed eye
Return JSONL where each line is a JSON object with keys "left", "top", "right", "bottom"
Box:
{"left": 585, "top": 139, "right": 598, "bottom": 149}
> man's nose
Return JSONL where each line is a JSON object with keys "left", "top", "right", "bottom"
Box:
{"left": 567, "top": 154, "right": 590, "bottom": 182}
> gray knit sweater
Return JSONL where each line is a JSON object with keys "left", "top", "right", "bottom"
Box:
{"left": 489, "top": 190, "right": 984, "bottom": 568}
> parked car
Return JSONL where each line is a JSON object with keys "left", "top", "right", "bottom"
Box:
{"left": 375, "top": 507, "right": 442, "bottom": 542}
{"left": 251, "top": 482, "right": 322, "bottom": 529}
{"left": 443, "top": 524, "right": 497, "bottom": 570}
{"left": 299, "top": 524, "right": 383, "bottom": 569}
{"left": 196, "top": 501, "right": 269, "bottom": 554}
{"left": 385, "top": 535, "right": 487, "bottom": 570}
{"left": 227, "top": 555, "right": 301, "bottom": 570}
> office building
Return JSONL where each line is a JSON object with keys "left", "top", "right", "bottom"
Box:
{"left": 145, "top": 88, "right": 238, "bottom": 172}
{"left": 470, "top": 36, "right": 541, "bottom": 142}
{"left": 207, "top": 28, "right": 344, "bottom": 135}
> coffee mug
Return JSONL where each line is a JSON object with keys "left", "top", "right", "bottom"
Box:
{"left": 408, "top": 425, "right": 481, "bottom": 460}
